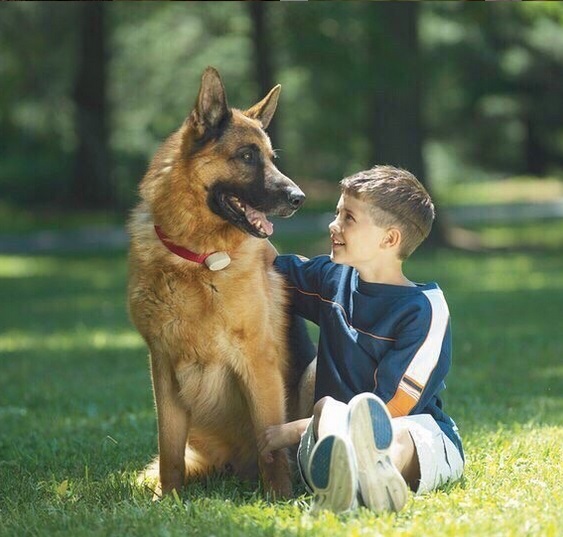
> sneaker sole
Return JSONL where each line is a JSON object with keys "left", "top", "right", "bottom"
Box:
{"left": 348, "top": 394, "right": 408, "bottom": 513}
{"left": 308, "top": 435, "right": 357, "bottom": 514}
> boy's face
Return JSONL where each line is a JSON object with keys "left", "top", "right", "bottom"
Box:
{"left": 328, "top": 194, "right": 395, "bottom": 270}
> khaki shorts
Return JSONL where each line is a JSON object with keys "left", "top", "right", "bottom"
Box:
{"left": 393, "top": 413, "right": 464, "bottom": 494}
{"left": 297, "top": 398, "right": 464, "bottom": 495}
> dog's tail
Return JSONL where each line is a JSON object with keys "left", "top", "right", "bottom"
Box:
{"left": 136, "top": 447, "right": 212, "bottom": 499}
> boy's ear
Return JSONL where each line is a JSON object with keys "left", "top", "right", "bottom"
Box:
{"left": 382, "top": 228, "right": 402, "bottom": 249}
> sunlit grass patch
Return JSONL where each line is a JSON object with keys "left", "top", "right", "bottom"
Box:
{"left": 0, "top": 255, "right": 62, "bottom": 278}
{"left": 1, "top": 249, "right": 562, "bottom": 536}
{"left": 0, "top": 328, "right": 143, "bottom": 353}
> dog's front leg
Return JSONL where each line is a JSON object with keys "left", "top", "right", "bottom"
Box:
{"left": 240, "top": 361, "right": 292, "bottom": 499}
{"left": 150, "top": 352, "right": 189, "bottom": 496}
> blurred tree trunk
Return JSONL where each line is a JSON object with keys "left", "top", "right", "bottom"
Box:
{"left": 524, "top": 116, "right": 547, "bottom": 176}
{"left": 365, "top": 3, "right": 447, "bottom": 248}
{"left": 248, "top": 3, "right": 279, "bottom": 149}
{"left": 70, "top": 2, "right": 113, "bottom": 209}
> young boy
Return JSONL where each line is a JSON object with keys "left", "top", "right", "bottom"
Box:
{"left": 258, "top": 165, "right": 464, "bottom": 514}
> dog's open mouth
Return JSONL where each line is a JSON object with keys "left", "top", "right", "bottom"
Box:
{"left": 219, "top": 193, "right": 274, "bottom": 238}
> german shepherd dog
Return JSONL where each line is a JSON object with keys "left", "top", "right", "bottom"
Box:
{"left": 128, "top": 67, "right": 306, "bottom": 498}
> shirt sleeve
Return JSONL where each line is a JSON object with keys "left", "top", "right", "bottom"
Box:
{"left": 273, "top": 254, "right": 333, "bottom": 324}
{"left": 374, "top": 294, "right": 452, "bottom": 418}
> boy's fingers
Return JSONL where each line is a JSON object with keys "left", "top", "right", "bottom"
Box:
{"left": 257, "top": 429, "right": 275, "bottom": 456}
{"left": 260, "top": 450, "right": 274, "bottom": 464}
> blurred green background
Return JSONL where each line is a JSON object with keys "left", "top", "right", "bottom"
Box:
{"left": 0, "top": 1, "right": 562, "bottom": 252}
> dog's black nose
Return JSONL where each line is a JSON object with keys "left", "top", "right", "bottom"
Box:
{"left": 288, "top": 189, "right": 305, "bottom": 209}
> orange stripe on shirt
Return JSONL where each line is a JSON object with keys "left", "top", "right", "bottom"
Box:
{"left": 387, "top": 388, "right": 418, "bottom": 418}
{"left": 287, "top": 285, "right": 397, "bottom": 343}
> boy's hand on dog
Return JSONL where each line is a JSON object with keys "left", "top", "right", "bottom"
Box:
{"left": 258, "top": 419, "right": 311, "bottom": 463}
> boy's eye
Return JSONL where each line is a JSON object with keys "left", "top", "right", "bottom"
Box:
{"left": 334, "top": 210, "right": 354, "bottom": 222}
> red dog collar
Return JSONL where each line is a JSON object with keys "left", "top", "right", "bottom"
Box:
{"left": 154, "top": 225, "right": 231, "bottom": 271}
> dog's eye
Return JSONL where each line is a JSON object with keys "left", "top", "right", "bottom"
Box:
{"left": 238, "top": 145, "right": 260, "bottom": 165}
{"left": 241, "top": 151, "right": 255, "bottom": 164}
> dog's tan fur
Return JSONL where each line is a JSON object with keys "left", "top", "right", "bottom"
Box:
{"left": 128, "top": 68, "right": 303, "bottom": 498}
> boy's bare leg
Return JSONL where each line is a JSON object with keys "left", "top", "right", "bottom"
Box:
{"left": 390, "top": 423, "right": 421, "bottom": 491}
{"left": 296, "top": 359, "right": 316, "bottom": 419}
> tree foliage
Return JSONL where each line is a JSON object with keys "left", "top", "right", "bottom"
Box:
{"left": 0, "top": 3, "right": 561, "bottom": 210}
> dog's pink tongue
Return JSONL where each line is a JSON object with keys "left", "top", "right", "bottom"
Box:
{"left": 246, "top": 207, "right": 274, "bottom": 236}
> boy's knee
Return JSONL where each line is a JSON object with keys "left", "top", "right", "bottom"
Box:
{"left": 394, "top": 424, "right": 412, "bottom": 445}
{"left": 312, "top": 396, "right": 335, "bottom": 437}
{"left": 393, "top": 423, "right": 417, "bottom": 457}
{"left": 391, "top": 423, "right": 420, "bottom": 490}
{"left": 313, "top": 396, "right": 334, "bottom": 418}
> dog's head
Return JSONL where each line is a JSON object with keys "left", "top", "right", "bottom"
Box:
{"left": 152, "top": 67, "right": 304, "bottom": 241}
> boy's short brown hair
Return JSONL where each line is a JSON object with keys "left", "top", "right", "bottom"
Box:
{"left": 340, "top": 165, "right": 435, "bottom": 260}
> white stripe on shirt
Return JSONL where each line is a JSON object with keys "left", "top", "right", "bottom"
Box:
{"left": 405, "top": 288, "right": 450, "bottom": 390}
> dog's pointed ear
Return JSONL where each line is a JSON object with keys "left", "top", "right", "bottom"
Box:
{"left": 187, "top": 67, "right": 231, "bottom": 138}
{"left": 244, "top": 85, "right": 281, "bottom": 129}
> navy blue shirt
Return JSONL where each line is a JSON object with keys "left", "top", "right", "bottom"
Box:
{"left": 274, "top": 254, "right": 463, "bottom": 457}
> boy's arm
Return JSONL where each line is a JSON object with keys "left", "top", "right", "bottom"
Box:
{"left": 271, "top": 254, "right": 333, "bottom": 325}
{"left": 257, "top": 418, "right": 311, "bottom": 463}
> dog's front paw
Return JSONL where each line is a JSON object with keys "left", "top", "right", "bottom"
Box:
{"left": 260, "top": 451, "right": 293, "bottom": 499}
{"left": 268, "top": 476, "right": 293, "bottom": 500}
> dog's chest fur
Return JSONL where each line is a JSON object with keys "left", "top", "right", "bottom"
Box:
{"left": 131, "top": 239, "right": 280, "bottom": 331}
{"left": 129, "top": 235, "right": 288, "bottom": 387}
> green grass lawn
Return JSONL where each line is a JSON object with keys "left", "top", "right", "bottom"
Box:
{"left": 1, "top": 245, "right": 562, "bottom": 536}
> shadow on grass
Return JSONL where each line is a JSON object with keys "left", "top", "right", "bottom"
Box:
{"left": 1, "top": 249, "right": 562, "bottom": 512}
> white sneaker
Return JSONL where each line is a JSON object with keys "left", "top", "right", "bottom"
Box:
{"left": 348, "top": 393, "right": 409, "bottom": 513}
{"left": 307, "top": 434, "right": 358, "bottom": 515}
